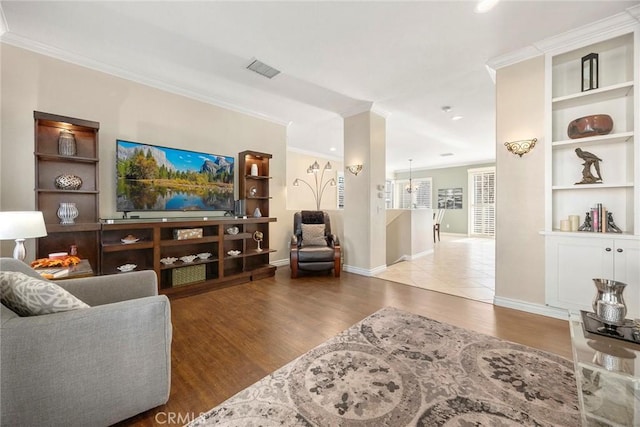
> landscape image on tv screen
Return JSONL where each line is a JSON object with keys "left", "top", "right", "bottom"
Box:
{"left": 116, "top": 140, "right": 234, "bottom": 212}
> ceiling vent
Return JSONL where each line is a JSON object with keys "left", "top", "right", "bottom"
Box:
{"left": 246, "top": 59, "right": 281, "bottom": 79}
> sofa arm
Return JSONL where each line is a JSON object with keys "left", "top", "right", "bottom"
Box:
{"left": 56, "top": 270, "right": 158, "bottom": 306}
{"left": 1, "top": 295, "right": 172, "bottom": 427}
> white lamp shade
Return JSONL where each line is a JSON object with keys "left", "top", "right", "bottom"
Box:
{"left": 0, "top": 211, "right": 48, "bottom": 240}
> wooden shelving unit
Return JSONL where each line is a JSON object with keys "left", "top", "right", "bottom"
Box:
{"left": 34, "top": 111, "right": 101, "bottom": 270}
{"left": 101, "top": 217, "right": 277, "bottom": 296}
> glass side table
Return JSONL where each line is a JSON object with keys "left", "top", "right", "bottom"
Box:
{"left": 569, "top": 311, "right": 640, "bottom": 426}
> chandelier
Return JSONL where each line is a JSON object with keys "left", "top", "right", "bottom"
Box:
{"left": 406, "top": 159, "right": 418, "bottom": 194}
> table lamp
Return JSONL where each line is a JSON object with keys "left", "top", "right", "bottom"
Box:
{"left": 0, "top": 211, "right": 48, "bottom": 260}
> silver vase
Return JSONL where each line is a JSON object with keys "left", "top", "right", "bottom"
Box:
{"left": 57, "top": 202, "right": 79, "bottom": 225}
{"left": 592, "top": 278, "right": 627, "bottom": 325}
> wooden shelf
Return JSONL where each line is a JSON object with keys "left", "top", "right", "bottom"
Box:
{"left": 35, "top": 111, "right": 101, "bottom": 271}
{"left": 35, "top": 152, "right": 99, "bottom": 163}
{"left": 160, "top": 236, "right": 220, "bottom": 247}
{"left": 552, "top": 131, "right": 634, "bottom": 149}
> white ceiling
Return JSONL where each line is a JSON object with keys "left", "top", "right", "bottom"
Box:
{"left": 1, "top": 1, "right": 637, "bottom": 173}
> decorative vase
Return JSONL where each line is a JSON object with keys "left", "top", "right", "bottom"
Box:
{"left": 253, "top": 207, "right": 262, "bottom": 218}
{"left": 57, "top": 202, "right": 79, "bottom": 225}
{"left": 58, "top": 130, "right": 77, "bottom": 156}
{"left": 592, "top": 278, "right": 627, "bottom": 325}
{"left": 250, "top": 163, "right": 259, "bottom": 176}
{"left": 567, "top": 114, "right": 613, "bottom": 139}
{"left": 54, "top": 174, "right": 83, "bottom": 190}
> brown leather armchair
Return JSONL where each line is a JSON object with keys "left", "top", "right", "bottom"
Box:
{"left": 290, "top": 211, "right": 341, "bottom": 278}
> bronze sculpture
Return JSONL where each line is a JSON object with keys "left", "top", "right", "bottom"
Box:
{"left": 575, "top": 148, "right": 603, "bottom": 184}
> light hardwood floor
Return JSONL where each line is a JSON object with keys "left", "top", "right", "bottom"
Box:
{"left": 116, "top": 265, "right": 572, "bottom": 426}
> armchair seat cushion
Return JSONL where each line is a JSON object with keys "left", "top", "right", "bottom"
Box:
{"left": 298, "top": 245, "right": 336, "bottom": 262}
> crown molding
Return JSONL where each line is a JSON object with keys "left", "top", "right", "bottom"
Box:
{"left": 0, "top": 33, "right": 290, "bottom": 127}
{"left": 339, "top": 101, "right": 374, "bottom": 118}
{"left": 486, "top": 45, "right": 543, "bottom": 72}
{"left": 487, "top": 4, "right": 640, "bottom": 71}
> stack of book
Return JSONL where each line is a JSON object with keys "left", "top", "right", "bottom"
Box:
{"left": 590, "top": 203, "right": 608, "bottom": 233}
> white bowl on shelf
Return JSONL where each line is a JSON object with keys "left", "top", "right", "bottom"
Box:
{"left": 180, "top": 255, "right": 197, "bottom": 263}
{"left": 227, "top": 250, "right": 241, "bottom": 257}
{"left": 117, "top": 264, "right": 137, "bottom": 272}
{"left": 160, "top": 257, "right": 178, "bottom": 265}
{"left": 226, "top": 227, "right": 239, "bottom": 235}
{"left": 197, "top": 252, "right": 212, "bottom": 260}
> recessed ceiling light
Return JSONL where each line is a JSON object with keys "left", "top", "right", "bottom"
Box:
{"left": 451, "top": 115, "right": 463, "bottom": 121}
{"left": 329, "top": 147, "right": 336, "bottom": 152}
{"left": 475, "top": 0, "right": 500, "bottom": 13}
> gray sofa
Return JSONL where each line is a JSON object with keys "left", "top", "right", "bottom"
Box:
{"left": 0, "top": 257, "right": 172, "bottom": 427}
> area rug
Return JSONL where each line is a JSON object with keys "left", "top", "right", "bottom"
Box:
{"left": 190, "top": 307, "right": 579, "bottom": 426}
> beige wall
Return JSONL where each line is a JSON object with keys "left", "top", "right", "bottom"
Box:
{"left": 343, "top": 111, "right": 386, "bottom": 273}
{"left": 495, "top": 56, "right": 546, "bottom": 304}
{"left": 0, "top": 44, "right": 289, "bottom": 261}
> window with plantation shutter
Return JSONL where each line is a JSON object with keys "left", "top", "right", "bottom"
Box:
{"left": 468, "top": 167, "right": 495, "bottom": 237}
{"left": 394, "top": 178, "right": 432, "bottom": 209}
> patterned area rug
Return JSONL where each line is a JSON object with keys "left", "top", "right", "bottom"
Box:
{"left": 190, "top": 307, "right": 579, "bottom": 426}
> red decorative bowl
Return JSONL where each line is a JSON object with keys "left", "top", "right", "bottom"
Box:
{"left": 567, "top": 114, "right": 613, "bottom": 139}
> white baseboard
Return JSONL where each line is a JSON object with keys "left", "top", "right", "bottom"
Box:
{"left": 343, "top": 264, "right": 387, "bottom": 277}
{"left": 271, "top": 258, "right": 290, "bottom": 267}
{"left": 493, "top": 296, "right": 569, "bottom": 321}
{"left": 404, "top": 249, "right": 433, "bottom": 260}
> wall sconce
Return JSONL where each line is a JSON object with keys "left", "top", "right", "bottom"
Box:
{"left": 581, "top": 52, "right": 598, "bottom": 92}
{"left": 293, "top": 161, "right": 336, "bottom": 210}
{"left": 504, "top": 138, "right": 537, "bottom": 157}
{"left": 346, "top": 164, "right": 363, "bottom": 176}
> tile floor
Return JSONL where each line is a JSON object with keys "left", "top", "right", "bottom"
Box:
{"left": 375, "top": 234, "right": 496, "bottom": 304}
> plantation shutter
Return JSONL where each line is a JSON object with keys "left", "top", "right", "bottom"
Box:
{"left": 395, "top": 178, "right": 432, "bottom": 209}
{"left": 337, "top": 172, "right": 345, "bottom": 209}
{"left": 469, "top": 167, "right": 495, "bottom": 236}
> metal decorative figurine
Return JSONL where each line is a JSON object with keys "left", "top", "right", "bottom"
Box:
{"left": 607, "top": 212, "right": 623, "bottom": 233}
{"left": 578, "top": 212, "right": 592, "bottom": 232}
{"left": 575, "top": 148, "right": 603, "bottom": 184}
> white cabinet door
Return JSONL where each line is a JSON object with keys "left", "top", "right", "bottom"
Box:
{"left": 546, "top": 236, "right": 613, "bottom": 313}
{"left": 546, "top": 235, "right": 640, "bottom": 318}
{"left": 614, "top": 239, "right": 640, "bottom": 318}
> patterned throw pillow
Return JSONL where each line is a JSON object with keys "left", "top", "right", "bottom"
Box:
{"left": 0, "top": 271, "right": 90, "bottom": 316}
{"left": 301, "top": 223, "right": 326, "bottom": 246}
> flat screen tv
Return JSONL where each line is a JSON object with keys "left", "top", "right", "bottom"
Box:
{"left": 116, "top": 140, "right": 234, "bottom": 212}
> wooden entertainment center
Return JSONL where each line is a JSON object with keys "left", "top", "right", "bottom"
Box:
{"left": 101, "top": 216, "right": 276, "bottom": 296}
{"left": 34, "top": 112, "right": 277, "bottom": 296}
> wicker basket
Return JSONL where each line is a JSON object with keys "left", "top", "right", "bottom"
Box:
{"left": 172, "top": 264, "right": 206, "bottom": 287}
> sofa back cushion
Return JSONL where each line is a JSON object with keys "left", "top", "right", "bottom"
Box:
{"left": 0, "top": 271, "right": 89, "bottom": 316}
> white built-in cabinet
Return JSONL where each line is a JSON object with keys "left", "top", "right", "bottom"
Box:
{"left": 545, "top": 235, "right": 640, "bottom": 318}
{"left": 544, "top": 21, "right": 640, "bottom": 316}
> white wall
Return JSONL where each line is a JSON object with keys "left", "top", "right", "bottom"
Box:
{"left": 0, "top": 44, "right": 289, "bottom": 261}
{"left": 495, "top": 56, "right": 546, "bottom": 304}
